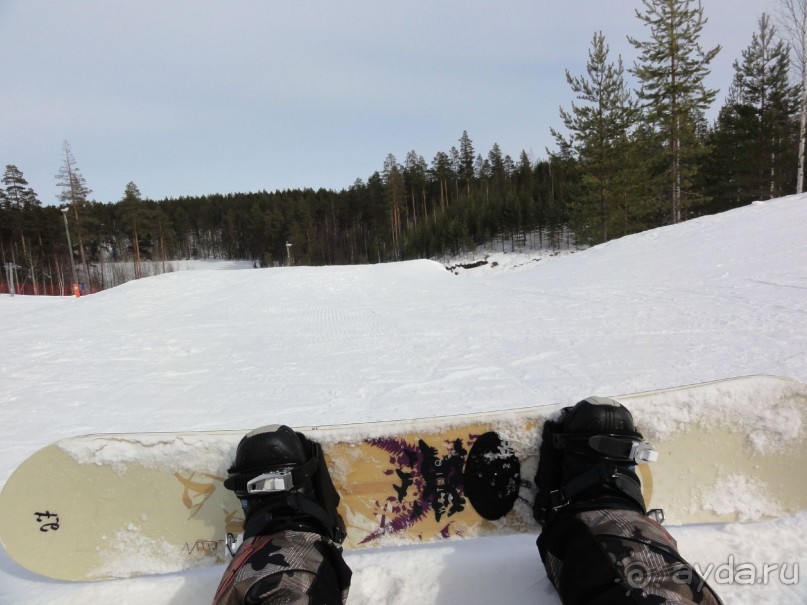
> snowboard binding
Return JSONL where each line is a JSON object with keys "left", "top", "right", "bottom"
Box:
{"left": 533, "top": 396, "right": 658, "bottom": 526}
{"left": 224, "top": 425, "right": 346, "bottom": 548}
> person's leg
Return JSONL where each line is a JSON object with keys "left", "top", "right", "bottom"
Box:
{"left": 534, "top": 397, "right": 722, "bottom": 605}
{"left": 212, "top": 425, "right": 351, "bottom": 605}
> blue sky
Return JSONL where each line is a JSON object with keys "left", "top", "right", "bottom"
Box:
{"left": 1, "top": 0, "right": 775, "bottom": 205}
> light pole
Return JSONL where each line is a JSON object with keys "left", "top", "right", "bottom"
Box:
{"left": 61, "top": 207, "right": 78, "bottom": 297}
{"left": 286, "top": 242, "right": 292, "bottom": 266}
{"left": 5, "top": 263, "right": 14, "bottom": 296}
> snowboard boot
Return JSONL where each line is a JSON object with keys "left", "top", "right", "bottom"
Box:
{"left": 533, "top": 398, "right": 722, "bottom": 605}
{"left": 533, "top": 396, "right": 655, "bottom": 526}
{"left": 213, "top": 425, "right": 351, "bottom": 605}
{"left": 223, "top": 424, "right": 346, "bottom": 542}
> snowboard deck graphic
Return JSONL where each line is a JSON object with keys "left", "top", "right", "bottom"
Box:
{"left": 1, "top": 374, "right": 806, "bottom": 581}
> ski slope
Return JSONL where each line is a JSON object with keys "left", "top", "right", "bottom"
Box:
{"left": 1, "top": 195, "right": 806, "bottom": 604}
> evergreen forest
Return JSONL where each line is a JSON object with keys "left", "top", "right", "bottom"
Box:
{"left": 2, "top": 2, "right": 804, "bottom": 295}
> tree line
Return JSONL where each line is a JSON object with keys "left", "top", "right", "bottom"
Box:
{"left": 2, "top": 0, "right": 804, "bottom": 295}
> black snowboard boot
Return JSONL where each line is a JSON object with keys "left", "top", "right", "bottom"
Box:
{"left": 224, "top": 424, "right": 346, "bottom": 543}
{"left": 214, "top": 425, "right": 351, "bottom": 605}
{"left": 532, "top": 398, "right": 723, "bottom": 605}
{"left": 533, "top": 396, "right": 656, "bottom": 526}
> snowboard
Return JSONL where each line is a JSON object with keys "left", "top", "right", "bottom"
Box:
{"left": 1, "top": 374, "right": 806, "bottom": 582}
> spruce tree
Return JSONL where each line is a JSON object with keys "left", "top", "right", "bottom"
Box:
{"left": 698, "top": 88, "right": 753, "bottom": 209}
{"left": 629, "top": 0, "right": 720, "bottom": 223}
{"left": 488, "top": 143, "right": 507, "bottom": 193}
{"left": 458, "top": 131, "right": 475, "bottom": 196}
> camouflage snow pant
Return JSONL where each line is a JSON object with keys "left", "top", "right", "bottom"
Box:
{"left": 538, "top": 508, "right": 722, "bottom": 605}
{"left": 212, "top": 530, "right": 351, "bottom": 605}
{"left": 213, "top": 510, "right": 719, "bottom": 605}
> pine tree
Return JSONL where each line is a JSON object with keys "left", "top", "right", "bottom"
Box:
{"left": 431, "top": 151, "right": 452, "bottom": 212}
{"left": 119, "top": 182, "right": 147, "bottom": 278}
{"left": 1, "top": 165, "right": 44, "bottom": 294}
{"left": 2, "top": 165, "right": 30, "bottom": 209}
{"left": 403, "top": 150, "right": 428, "bottom": 228}
{"left": 629, "top": 0, "right": 721, "bottom": 223}
{"left": 382, "top": 153, "right": 403, "bottom": 259}
{"left": 553, "top": 32, "right": 639, "bottom": 243}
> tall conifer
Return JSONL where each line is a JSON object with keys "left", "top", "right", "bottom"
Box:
{"left": 732, "top": 14, "right": 799, "bottom": 199}
{"left": 629, "top": 0, "right": 720, "bottom": 223}
{"left": 553, "top": 32, "right": 639, "bottom": 243}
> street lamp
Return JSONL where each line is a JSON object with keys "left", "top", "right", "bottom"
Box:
{"left": 61, "top": 207, "right": 79, "bottom": 297}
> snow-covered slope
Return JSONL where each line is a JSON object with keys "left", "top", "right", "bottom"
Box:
{"left": 1, "top": 195, "right": 806, "bottom": 603}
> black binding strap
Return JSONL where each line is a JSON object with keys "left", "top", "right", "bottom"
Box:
{"left": 588, "top": 435, "right": 637, "bottom": 459}
{"left": 549, "top": 463, "right": 645, "bottom": 513}
{"left": 553, "top": 432, "right": 644, "bottom": 462}
{"left": 243, "top": 491, "right": 346, "bottom": 544}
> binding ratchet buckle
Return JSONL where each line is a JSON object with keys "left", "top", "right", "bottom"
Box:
{"left": 246, "top": 469, "right": 295, "bottom": 494}
{"left": 624, "top": 439, "right": 659, "bottom": 464}
{"left": 585, "top": 434, "right": 659, "bottom": 464}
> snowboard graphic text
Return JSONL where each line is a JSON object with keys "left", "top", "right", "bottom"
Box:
{"left": 34, "top": 511, "right": 60, "bottom": 532}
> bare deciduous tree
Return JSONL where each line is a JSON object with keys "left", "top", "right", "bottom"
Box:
{"left": 777, "top": 0, "right": 807, "bottom": 192}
